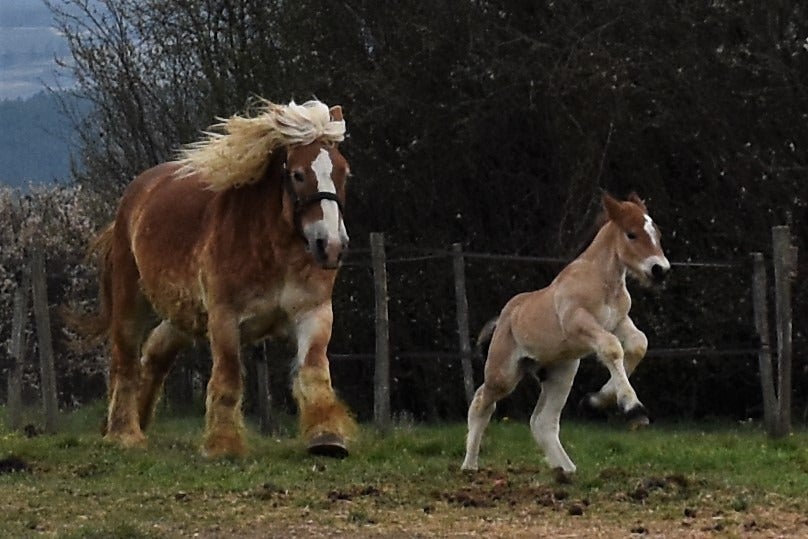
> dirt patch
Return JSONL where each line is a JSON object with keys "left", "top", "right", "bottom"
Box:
{"left": 0, "top": 455, "right": 31, "bottom": 474}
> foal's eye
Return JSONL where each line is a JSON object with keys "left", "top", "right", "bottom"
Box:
{"left": 626, "top": 231, "right": 637, "bottom": 240}
{"left": 292, "top": 171, "right": 305, "bottom": 183}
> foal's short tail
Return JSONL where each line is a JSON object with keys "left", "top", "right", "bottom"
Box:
{"left": 476, "top": 316, "right": 498, "bottom": 362}
{"left": 65, "top": 223, "right": 115, "bottom": 345}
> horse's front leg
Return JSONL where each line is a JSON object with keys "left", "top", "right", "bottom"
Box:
{"left": 581, "top": 317, "right": 649, "bottom": 428}
{"left": 292, "top": 303, "right": 356, "bottom": 458}
{"left": 203, "top": 309, "right": 247, "bottom": 458}
{"left": 568, "top": 309, "right": 648, "bottom": 426}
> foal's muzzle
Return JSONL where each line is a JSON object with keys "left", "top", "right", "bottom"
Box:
{"left": 651, "top": 263, "right": 668, "bottom": 284}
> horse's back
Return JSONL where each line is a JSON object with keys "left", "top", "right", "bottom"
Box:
{"left": 505, "top": 289, "right": 563, "bottom": 353}
{"left": 504, "top": 265, "right": 606, "bottom": 363}
{"left": 113, "top": 161, "right": 214, "bottom": 332}
{"left": 119, "top": 162, "right": 212, "bottom": 249}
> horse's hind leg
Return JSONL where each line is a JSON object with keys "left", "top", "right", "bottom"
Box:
{"left": 293, "top": 305, "right": 356, "bottom": 458}
{"left": 530, "top": 359, "right": 580, "bottom": 475}
{"left": 105, "top": 252, "right": 151, "bottom": 448}
{"left": 137, "top": 320, "right": 190, "bottom": 431}
{"left": 461, "top": 324, "right": 522, "bottom": 471}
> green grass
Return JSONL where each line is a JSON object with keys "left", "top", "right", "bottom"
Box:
{"left": 1, "top": 405, "right": 807, "bottom": 537}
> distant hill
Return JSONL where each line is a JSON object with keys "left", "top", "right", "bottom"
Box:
{"left": 0, "top": 91, "right": 87, "bottom": 187}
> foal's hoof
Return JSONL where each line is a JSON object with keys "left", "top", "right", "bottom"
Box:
{"left": 625, "top": 404, "right": 651, "bottom": 430}
{"left": 307, "top": 432, "right": 349, "bottom": 459}
{"left": 578, "top": 393, "right": 609, "bottom": 420}
{"left": 552, "top": 467, "right": 575, "bottom": 485}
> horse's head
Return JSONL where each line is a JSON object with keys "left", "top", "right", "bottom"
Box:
{"left": 284, "top": 106, "right": 349, "bottom": 269}
{"left": 603, "top": 192, "right": 670, "bottom": 286}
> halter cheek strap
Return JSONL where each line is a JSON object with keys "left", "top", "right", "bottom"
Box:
{"left": 283, "top": 169, "right": 345, "bottom": 242}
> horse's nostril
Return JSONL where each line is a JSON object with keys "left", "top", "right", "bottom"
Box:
{"left": 315, "top": 238, "right": 326, "bottom": 256}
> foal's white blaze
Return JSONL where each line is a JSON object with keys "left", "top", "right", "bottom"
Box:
{"left": 310, "top": 149, "right": 343, "bottom": 237}
{"left": 640, "top": 214, "right": 670, "bottom": 274}
{"left": 643, "top": 214, "right": 658, "bottom": 247}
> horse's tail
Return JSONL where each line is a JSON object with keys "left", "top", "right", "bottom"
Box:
{"left": 65, "top": 223, "right": 115, "bottom": 345}
{"left": 475, "top": 316, "right": 498, "bottom": 362}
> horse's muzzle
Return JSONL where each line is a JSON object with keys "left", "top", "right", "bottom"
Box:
{"left": 311, "top": 236, "right": 348, "bottom": 269}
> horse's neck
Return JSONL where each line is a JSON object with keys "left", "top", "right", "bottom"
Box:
{"left": 578, "top": 223, "right": 626, "bottom": 287}
{"left": 214, "top": 154, "right": 293, "bottom": 248}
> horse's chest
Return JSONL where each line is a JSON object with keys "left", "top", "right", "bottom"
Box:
{"left": 238, "top": 282, "right": 324, "bottom": 342}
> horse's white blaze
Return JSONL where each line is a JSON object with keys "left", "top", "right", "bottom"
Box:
{"left": 311, "top": 149, "right": 342, "bottom": 237}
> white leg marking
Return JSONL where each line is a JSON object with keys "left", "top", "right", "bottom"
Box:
{"left": 530, "top": 360, "right": 580, "bottom": 473}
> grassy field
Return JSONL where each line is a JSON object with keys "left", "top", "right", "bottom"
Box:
{"left": 1, "top": 404, "right": 807, "bottom": 538}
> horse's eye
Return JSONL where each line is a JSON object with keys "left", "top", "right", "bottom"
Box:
{"left": 627, "top": 232, "right": 637, "bottom": 240}
{"left": 292, "top": 171, "right": 305, "bottom": 183}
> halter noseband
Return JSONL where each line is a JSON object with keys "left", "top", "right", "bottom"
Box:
{"left": 283, "top": 169, "right": 345, "bottom": 242}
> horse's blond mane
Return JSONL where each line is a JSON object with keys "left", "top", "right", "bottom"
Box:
{"left": 175, "top": 99, "right": 345, "bottom": 190}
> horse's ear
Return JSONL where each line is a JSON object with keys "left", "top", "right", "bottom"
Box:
{"left": 602, "top": 192, "right": 622, "bottom": 221}
{"left": 628, "top": 192, "right": 648, "bottom": 213}
{"left": 329, "top": 105, "right": 344, "bottom": 122}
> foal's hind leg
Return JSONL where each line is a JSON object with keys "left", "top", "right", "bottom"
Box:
{"left": 530, "top": 359, "right": 580, "bottom": 474}
{"left": 461, "top": 326, "right": 522, "bottom": 471}
{"left": 137, "top": 320, "right": 190, "bottom": 431}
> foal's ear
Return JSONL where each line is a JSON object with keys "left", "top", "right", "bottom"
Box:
{"left": 329, "top": 105, "right": 344, "bottom": 122}
{"left": 602, "top": 192, "right": 622, "bottom": 221}
{"left": 628, "top": 192, "right": 648, "bottom": 213}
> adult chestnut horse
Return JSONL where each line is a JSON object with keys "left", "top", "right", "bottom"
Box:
{"left": 88, "top": 99, "right": 355, "bottom": 458}
{"left": 461, "top": 193, "right": 670, "bottom": 475}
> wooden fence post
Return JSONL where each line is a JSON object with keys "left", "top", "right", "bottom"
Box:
{"left": 772, "top": 226, "right": 796, "bottom": 437}
{"left": 452, "top": 243, "right": 475, "bottom": 405}
{"left": 370, "top": 232, "right": 391, "bottom": 432}
{"left": 751, "top": 252, "right": 777, "bottom": 435}
{"left": 7, "top": 267, "right": 31, "bottom": 430}
{"left": 31, "top": 247, "right": 59, "bottom": 434}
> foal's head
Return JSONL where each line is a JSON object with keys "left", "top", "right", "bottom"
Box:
{"left": 284, "top": 111, "right": 349, "bottom": 269}
{"left": 603, "top": 192, "right": 670, "bottom": 286}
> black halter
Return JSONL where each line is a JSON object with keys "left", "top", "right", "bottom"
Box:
{"left": 283, "top": 169, "right": 345, "bottom": 242}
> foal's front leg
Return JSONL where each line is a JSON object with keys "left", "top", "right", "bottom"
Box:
{"left": 582, "top": 317, "right": 649, "bottom": 428}
{"left": 203, "top": 309, "right": 246, "bottom": 457}
{"left": 292, "top": 304, "right": 356, "bottom": 457}
{"left": 568, "top": 309, "right": 648, "bottom": 425}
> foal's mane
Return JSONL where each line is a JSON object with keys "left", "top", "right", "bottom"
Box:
{"left": 175, "top": 99, "right": 345, "bottom": 190}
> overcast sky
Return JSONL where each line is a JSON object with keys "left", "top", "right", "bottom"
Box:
{"left": 0, "top": 0, "right": 74, "bottom": 100}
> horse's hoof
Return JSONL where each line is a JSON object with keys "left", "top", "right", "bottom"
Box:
{"left": 103, "top": 431, "right": 147, "bottom": 449}
{"left": 625, "top": 404, "right": 651, "bottom": 430}
{"left": 307, "top": 432, "right": 349, "bottom": 459}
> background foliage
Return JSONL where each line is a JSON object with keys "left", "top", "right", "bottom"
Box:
{"left": 1, "top": 0, "right": 806, "bottom": 423}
